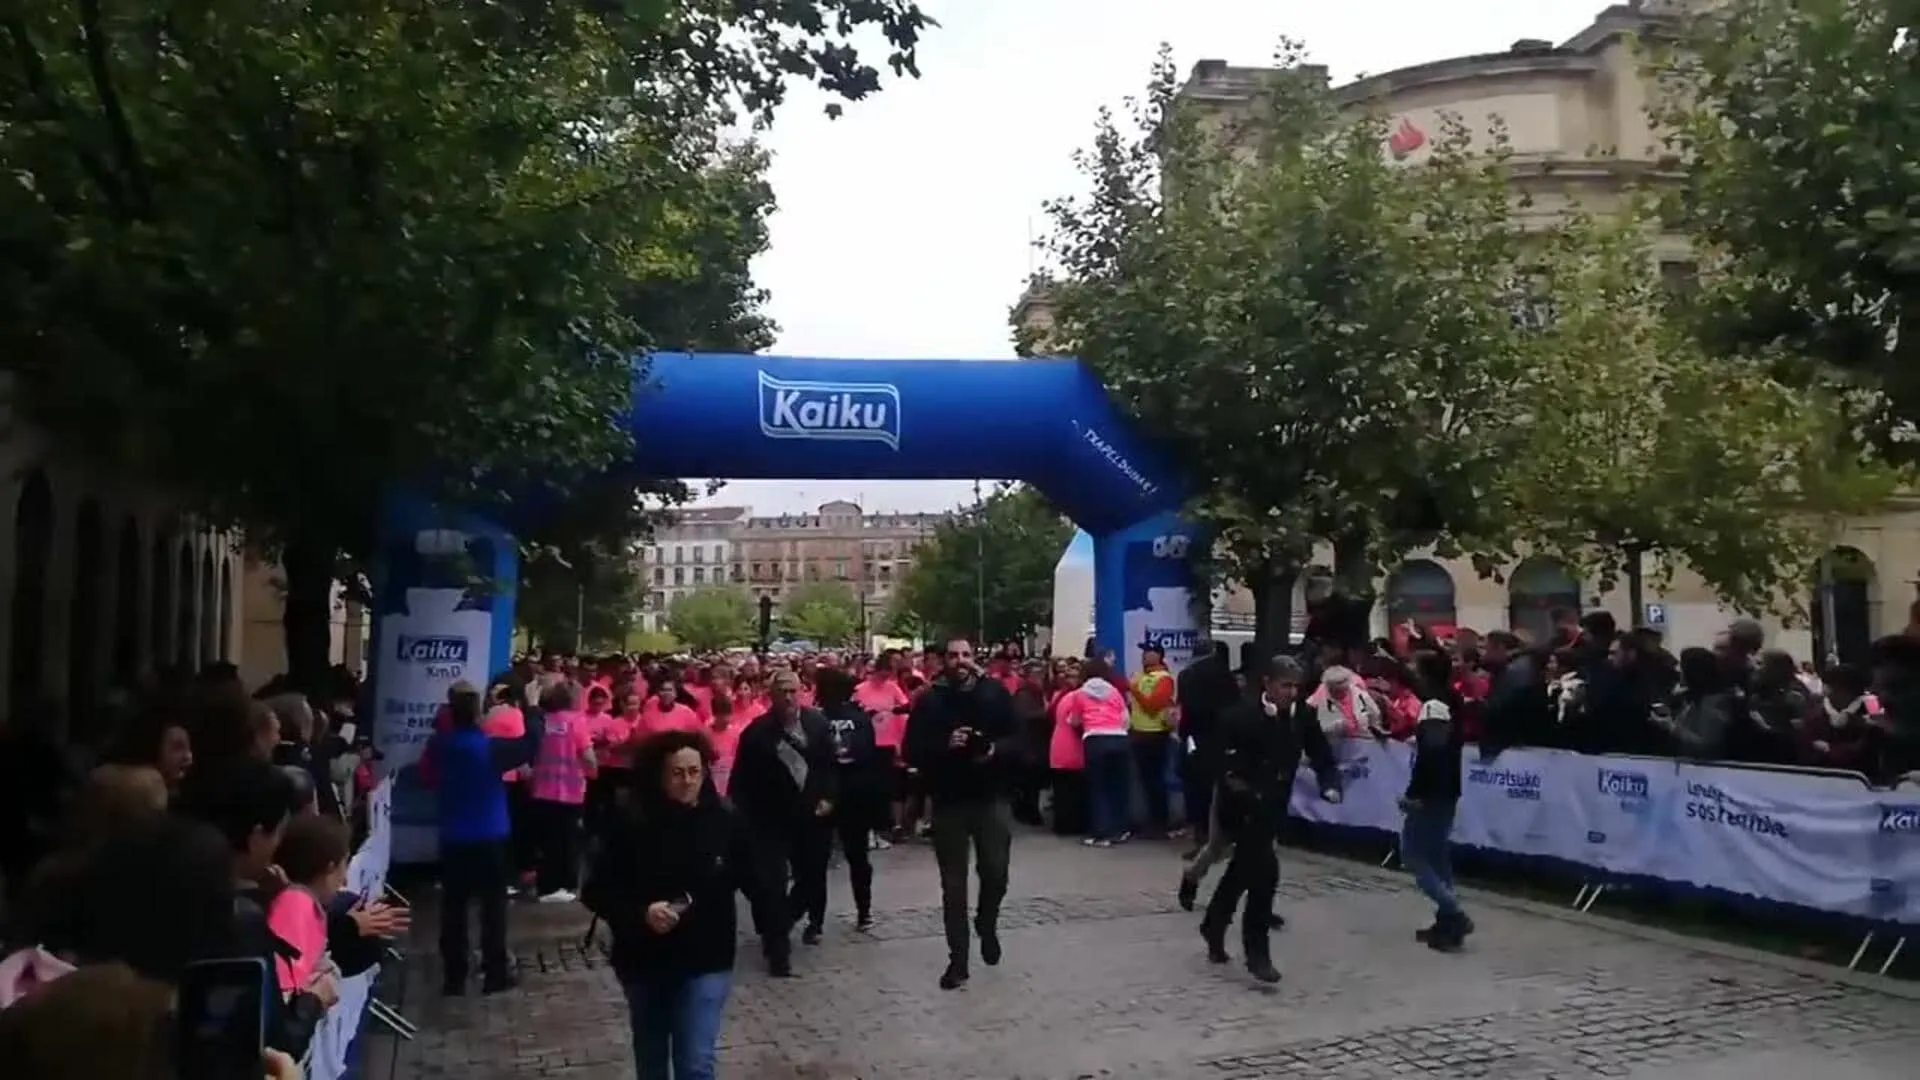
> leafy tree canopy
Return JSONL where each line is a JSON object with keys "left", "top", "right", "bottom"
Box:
{"left": 778, "top": 580, "right": 863, "bottom": 647}
{"left": 667, "top": 585, "right": 757, "bottom": 653}
{"left": 1499, "top": 207, "right": 1905, "bottom": 614}
{"left": 0, "top": 0, "right": 928, "bottom": 684}
{"left": 1652, "top": 0, "right": 1920, "bottom": 443}
{"left": 889, "top": 485, "right": 1069, "bottom": 645}
{"left": 1026, "top": 43, "right": 1543, "bottom": 642}
{"left": 517, "top": 542, "right": 647, "bottom": 654}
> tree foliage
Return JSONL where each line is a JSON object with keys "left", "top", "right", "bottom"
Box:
{"left": 778, "top": 580, "right": 862, "bottom": 647}
{"left": 667, "top": 586, "right": 757, "bottom": 653}
{"left": 517, "top": 544, "right": 646, "bottom": 654}
{"left": 1026, "top": 43, "right": 1542, "bottom": 644}
{"left": 888, "top": 485, "right": 1070, "bottom": 644}
{"left": 0, "top": 0, "right": 928, "bottom": 685}
{"left": 1651, "top": 0, "right": 1920, "bottom": 440}
{"left": 1499, "top": 207, "right": 1904, "bottom": 614}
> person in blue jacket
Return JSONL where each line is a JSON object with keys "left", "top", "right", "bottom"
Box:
{"left": 417, "top": 679, "right": 541, "bottom": 995}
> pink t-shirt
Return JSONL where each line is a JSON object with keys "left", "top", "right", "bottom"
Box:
{"left": 1048, "top": 690, "right": 1085, "bottom": 770}
{"left": 639, "top": 702, "right": 702, "bottom": 738}
{"left": 707, "top": 722, "right": 741, "bottom": 795}
{"left": 481, "top": 705, "right": 525, "bottom": 782}
{"left": 265, "top": 886, "right": 329, "bottom": 993}
{"left": 853, "top": 678, "right": 910, "bottom": 749}
{"left": 683, "top": 684, "right": 713, "bottom": 720}
{"left": 592, "top": 712, "right": 639, "bottom": 770}
{"left": 530, "top": 709, "right": 593, "bottom": 804}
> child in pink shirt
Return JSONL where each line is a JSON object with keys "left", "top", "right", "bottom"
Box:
{"left": 266, "top": 814, "right": 351, "bottom": 994}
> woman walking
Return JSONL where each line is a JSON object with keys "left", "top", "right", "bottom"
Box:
{"left": 584, "top": 730, "right": 754, "bottom": 1080}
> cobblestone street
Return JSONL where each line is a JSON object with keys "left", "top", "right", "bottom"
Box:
{"left": 372, "top": 835, "right": 1920, "bottom": 1080}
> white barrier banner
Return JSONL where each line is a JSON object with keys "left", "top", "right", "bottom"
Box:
{"left": 1283, "top": 742, "right": 1920, "bottom": 927}
{"left": 308, "top": 778, "right": 396, "bottom": 1080}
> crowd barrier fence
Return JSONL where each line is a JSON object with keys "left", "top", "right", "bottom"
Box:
{"left": 307, "top": 779, "right": 396, "bottom": 1080}
{"left": 1283, "top": 742, "right": 1920, "bottom": 973}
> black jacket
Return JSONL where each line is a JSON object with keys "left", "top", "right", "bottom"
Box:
{"left": 582, "top": 794, "right": 756, "bottom": 981}
{"left": 1216, "top": 695, "right": 1339, "bottom": 835}
{"left": 729, "top": 707, "right": 840, "bottom": 828}
{"left": 1404, "top": 697, "right": 1464, "bottom": 803}
{"left": 819, "top": 699, "right": 886, "bottom": 802}
{"left": 1176, "top": 654, "right": 1240, "bottom": 758}
{"left": 902, "top": 674, "right": 1020, "bottom": 804}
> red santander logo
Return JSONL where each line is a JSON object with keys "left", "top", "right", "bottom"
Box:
{"left": 1387, "top": 118, "right": 1426, "bottom": 160}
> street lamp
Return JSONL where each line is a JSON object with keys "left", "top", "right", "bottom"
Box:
{"left": 757, "top": 594, "right": 774, "bottom": 655}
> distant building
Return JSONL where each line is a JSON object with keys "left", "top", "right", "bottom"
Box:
{"left": 738, "top": 500, "right": 949, "bottom": 621}
{"left": 637, "top": 505, "right": 751, "bottom": 632}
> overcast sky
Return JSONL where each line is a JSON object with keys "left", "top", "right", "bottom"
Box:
{"left": 695, "top": 0, "right": 1604, "bottom": 516}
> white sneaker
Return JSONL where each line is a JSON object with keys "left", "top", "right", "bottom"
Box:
{"left": 538, "top": 889, "right": 577, "bottom": 904}
{"left": 870, "top": 833, "right": 892, "bottom": 850}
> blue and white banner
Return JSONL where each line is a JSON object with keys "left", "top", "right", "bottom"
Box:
{"left": 1286, "top": 743, "right": 1920, "bottom": 927}
{"left": 307, "top": 779, "right": 395, "bottom": 1080}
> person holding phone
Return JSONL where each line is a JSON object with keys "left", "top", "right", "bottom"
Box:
{"left": 583, "top": 729, "right": 755, "bottom": 1080}
{"left": 901, "top": 638, "right": 1022, "bottom": 991}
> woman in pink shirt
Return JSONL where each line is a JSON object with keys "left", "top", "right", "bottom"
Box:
{"left": 852, "top": 667, "right": 912, "bottom": 841}
{"left": 265, "top": 813, "right": 350, "bottom": 994}
{"left": 583, "top": 685, "right": 633, "bottom": 830}
{"left": 529, "top": 682, "right": 597, "bottom": 903}
{"left": 705, "top": 694, "right": 741, "bottom": 796}
{"left": 1047, "top": 666, "right": 1087, "bottom": 836}
{"left": 638, "top": 682, "right": 702, "bottom": 738}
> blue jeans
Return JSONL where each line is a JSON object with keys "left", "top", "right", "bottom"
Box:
{"left": 1084, "top": 736, "right": 1133, "bottom": 840}
{"left": 1399, "top": 800, "right": 1462, "bottom": 919}
{"left": 621, "top": 971, "right": 732, "bottom": 1080}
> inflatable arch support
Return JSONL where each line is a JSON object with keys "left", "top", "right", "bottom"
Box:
{"left": 369, "top": 353, "right": 1202, "bottom": 855}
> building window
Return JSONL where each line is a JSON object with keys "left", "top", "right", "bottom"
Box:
{"left": 834, "top": 560, "right": 849, "bottom": 580}
{"left": 806, "top": 562, "right": 820, "bottom": 581}
{"left": 673, "top": 566, "right": 685, "bottom": 586}
{"left": 753, "top": 561, "right": 765, "bottom": 580}
{"left": 712, "top": 544, "right": 723, "bottom": 562}
{"left": 879, "top": 564, "right": 892, "bottom": 581}
{"left": 693, "top": 567, "right": 706, "bottom": 584}
{"left": 692, "top": 546, "right": 704, "bottom": 564}
{"left": 650, "top": 591, "right": 665, "bottom": 610}
{"left": 674, "top": 547, "right": 684, "bottom": 564}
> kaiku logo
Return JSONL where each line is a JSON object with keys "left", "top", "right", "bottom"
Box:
{"left": 1070, "top": 420, "right": 1159, "bottom": 497}
{"left": 1467, "top": 766, "right": 1542, "bottom": 801}
{"left": 1880, "top": 805, "right": 1920, "bottom": 834}
{"left": 396, "top": 635, "right": 468, "bottom": 665}
{"left": 757, "top": 371, "right": 901, "bottom": 450}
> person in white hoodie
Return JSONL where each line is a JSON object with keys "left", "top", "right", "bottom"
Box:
{"left": 1062, "top": 659, "right": 1133, "bottom": 846}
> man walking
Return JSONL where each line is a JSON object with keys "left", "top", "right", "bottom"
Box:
{"left": 1202, "top": 656, "right": 1340, "bottom": 984}
{"left": 731, "top": 669, "right": 839, "bottom": 977}
{"left": 1176, "top": 641, "right": 1240, "bottom": 859}
{"left": 903, "top": 638, "right": 1020, "bottom": 990}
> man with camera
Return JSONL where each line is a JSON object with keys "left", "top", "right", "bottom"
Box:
{"left": 902, "top": 638, "right": 1021, "bottom": 990}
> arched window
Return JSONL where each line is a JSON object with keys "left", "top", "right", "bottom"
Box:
{"left": 9, "top": 469, "right": 54, "bottom": 710}
{"left": 217, "top": 557, "right": 234, "bottom": 663}
{"left": 175, "top": 541, "right": 197, "bottom": 670}
{"left": 150, "top": 529, "right": 175, "bottom": 673}
{"left": 1812, "top": 546, "right": 1877, "bottom": 667}
{"left": 112, "top": 517, "right": 141, "bottom": 686}
{"left": 1507, "top": 556, "right": 1581, "bottom": 645}
{"left": 1384, "top": 559, "right": 1458, "bottom": 630}
{"left": 68, "top": 498, "right": 104, "bottom": 724}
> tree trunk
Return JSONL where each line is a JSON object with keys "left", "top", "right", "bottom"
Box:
{"left": 1624, "top": 545, "right": 1646, "bottom": 631}
{"left": 281, "top": 532, "right": 336, "bottom": 695}
{"left": 1250, "top": 562, "right": 1299, "bottom": 674}
{"left": 1329, "top": 532, "right": 1377, "bottom": 650}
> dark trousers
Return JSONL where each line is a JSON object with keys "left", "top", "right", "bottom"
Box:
{"left": 1129, "top": 730, "right": 1172, "bottom": 830}
{"left": 747, "top": 819, "right": 832, "bottom": 958}
{"left": 529, "top": 799, "right": 583, "bottom": 894}
{"left": 440, "top": 839, "right": 511, "bottom": 983}
{"left": 1181, "top": 747, "right": 1217, "bottom": 841}
{"left": 1010, "top": 762, "right": 1047, "bottom": 826}
{"left": 930, "top": 797, "right": 1012, "bottom": 968}
{"left": 1202, "top": 816, "right": 1280, "bottom": 965}
{"left": 832, "top": 808, "right": 874, "bottom": 919}
{"left": 1050, "top": 769, "right": 1087, "bottom": 836}
{"left": 506, "top": 782, "right": 537, "bottom": 877}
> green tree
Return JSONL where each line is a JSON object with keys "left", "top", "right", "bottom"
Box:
{"left": 891, "top": 485, "right": 1070, "bottom": 644}
{"left": 1501, "top": 207, "right": 1904, "bottom": 618}
{"left": 778, "top": 580, "right": 863, "bottom": 646}
{"left": 516, "top": 545, "right": 646, "bottom": 654}
{"left": 1651, "top": 0, "right": 1920, "bottom": 440}
{"left": 0, "top": 0, "right": 929, "bottom": 689}
{"left": 667, "top": 586, "right": 757, "bottom": 653}
{"left": 1027, "top": 44, "right": 1539, "bottom": 649}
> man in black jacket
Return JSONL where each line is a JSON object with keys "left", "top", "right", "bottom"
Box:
{"left": 729, "top": 669, "right": 838, "bottom": 977}
{"left": 1202, "top": 656, "right": 1340, "bottom": 984}
{"left": 1400, "top": 697, "right": 1472, "bottom": 951}
{"left": 1176, "top": 641, "right": 1239, "bottom": 857}
{"left": 902, "top": 638, "right": 1021, "bottom": 991}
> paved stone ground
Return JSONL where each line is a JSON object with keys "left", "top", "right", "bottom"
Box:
{"left": 367, "top": 834, "right": 1920, "bottom": 1080}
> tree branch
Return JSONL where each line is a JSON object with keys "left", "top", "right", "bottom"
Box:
{"left": 75, "top": 0, "right": 151, "bottom": 216}
{"left": 4, "top": 17, "right": 128, "bottom": 216}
